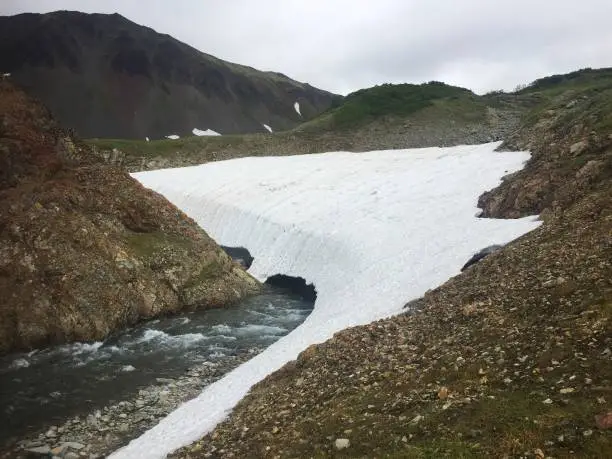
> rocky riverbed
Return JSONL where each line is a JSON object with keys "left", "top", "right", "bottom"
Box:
{"left": 1, "top": 287, "right": 314, "bottom": 458}
{"left": 4, "top": 350, "right": 261, "bottom": 459}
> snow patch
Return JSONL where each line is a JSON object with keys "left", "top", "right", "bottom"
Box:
{"left": 165, "top": 135, "right": 180, "bottom": 140}
{"left": 113, "top": 143, "right": 541, "bottom": 458}
{"left": 120, "top": 365, "right": 136, "bottom": 372}
{"left": 294, "top": 101, "right": 302, "bottom": 117}
{"left": 262, "top": 123, "right": 273, "bottom": 133}
{"left": 192, "top": 128, "right": 221, "bottom": 136}
{"left": 145, "top": 137, "right": 150, "bottom": 142}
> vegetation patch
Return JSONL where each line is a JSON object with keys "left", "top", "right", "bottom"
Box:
{"left": 304, "top": 82, "right": 474, "bottom": 130}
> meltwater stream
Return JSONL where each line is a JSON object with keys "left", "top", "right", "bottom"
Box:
{"left": 0, "top": 286, "right": 313, "bottom": 442}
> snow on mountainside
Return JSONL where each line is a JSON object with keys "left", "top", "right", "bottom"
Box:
{"left": 294, "top": 101, "right": 302, "bottom": 117}
{"left": 0, "top": 11, "right": 337, "bottom": 139}
{"left": 111, "top": 143, "right": 540, "bottom": 458}
{"left": 192, "top": 128, "right": 221, "bottom": 136}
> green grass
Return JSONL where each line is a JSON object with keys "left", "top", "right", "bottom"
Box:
{"left": 300, "top": 81, "right": 474, "bottom": 131}
{"left": 89, "top": 134, "right": 247, "bottom": 158}
{"left": 519, "top": 67, "right": 612, "bottom": 94}
{"left": 185, "top": 259, "right": 225, "bottom": 287}
{"left": 125, "top": 230, "right": 191, "bottom": 260}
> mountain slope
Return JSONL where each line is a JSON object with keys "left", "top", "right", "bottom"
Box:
{"left": 0, "top": 80, "right": 259, "bottom": 354}
{"left": 0, "top": 11, "right": 338, "bottom": 139}
{"left": 168, "top": 69, "right": 612, "bottom": 457}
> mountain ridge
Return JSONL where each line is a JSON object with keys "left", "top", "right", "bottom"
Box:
{"left": 0, "top": 10, "right": 339, "bottom": 139}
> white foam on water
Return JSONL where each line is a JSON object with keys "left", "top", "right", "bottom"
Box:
{"left": 211, "top": 324, "right": 232, "bottom": 334}
{"left": 10, "top": 358, "right": 30, "bottom": 369}
{"left": 138, "top": 329, "right": 207, "bottom": 347}
{"left": 234, "top": 324, "right": 287, "bottom": 336}
{"left": 138, "top": 329, "right": 168, "bottom": 343}
{"left": 69, "top": 342, "right": 104, "bottom": 354}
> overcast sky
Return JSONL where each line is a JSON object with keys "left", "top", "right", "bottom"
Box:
{"left": 2, "top": 0, "right": 611, "bottom": 95}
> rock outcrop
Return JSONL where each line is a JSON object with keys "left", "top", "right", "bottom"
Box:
{"left": 0, "top": 81, "right": 259, "bottom": 354}
{"left": 479, "top": 70, "right": 612, "bottom": 218}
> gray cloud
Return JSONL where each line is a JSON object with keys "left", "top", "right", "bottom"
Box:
{"left": 2, "top": 0, "right": 611, "bottom": 94}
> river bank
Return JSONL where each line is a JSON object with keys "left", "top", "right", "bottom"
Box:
{"left": 1, "top": 287, "right": 313, "bottom": 458}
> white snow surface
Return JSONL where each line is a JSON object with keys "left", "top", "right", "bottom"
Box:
{"left": 294, "top": 101, "right": 302, "bottom": 116}
{"left": 145, "top": 137, "right": 150, "bottom": 142}
{"left": 192, "top": 128, "right": 221, "bottom": 136}
{"left": 262, "top": 123, "right": 273, "bottom": 133}
{"left": 112, "top": 142, "right": 540, "bottom": 458}
{"left": 165, "top": 135, "right": 180, "bottom": 140}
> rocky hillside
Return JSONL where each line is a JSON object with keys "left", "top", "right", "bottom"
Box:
{"left": 0, "top": 81, "right": 259, "bottom": 354}
{"left": 171, "top": 69, "right": 612, "bottom": 457}
{"left": 0, "top": 11, "right": 337, "bottom": 139}
{"left": 89, "top": 81, "right": 538, "bottom": 172}
{"left": 479, "top": 68, "right": 612, "bottom": 218}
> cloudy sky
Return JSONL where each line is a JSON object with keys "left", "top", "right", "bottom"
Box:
{"left": 2, "top": 0, "right": 611, "bottom": 95}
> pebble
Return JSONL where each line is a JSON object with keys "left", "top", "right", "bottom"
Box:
{"left": 62, "top": 442, "right": 86, "bottom": 450}
{"left": 409, "top": 414, "right": 424, "bottom": 425}
{"left": 12, "top": 349, "right": 264, "bottom": 459}
{"left": 334, "top": 438, "right": 350, "bottom": 450}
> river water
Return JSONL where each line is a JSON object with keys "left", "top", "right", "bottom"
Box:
{"left": 0, "top": 286, "right": 313, "bottom": 443}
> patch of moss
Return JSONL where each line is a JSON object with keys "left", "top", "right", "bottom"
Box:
{"left": 185, "top": 259, "right": 225, "bottom": 287}
{"left": 88, "top": 134, "right": 247, "bottom": 159}
{"left": 125, "top": 230, "right": 191, "bottom": 259}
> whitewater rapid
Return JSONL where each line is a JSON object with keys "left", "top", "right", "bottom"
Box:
{"left": 112, "top": 143, "right": 540, "bottom": 458}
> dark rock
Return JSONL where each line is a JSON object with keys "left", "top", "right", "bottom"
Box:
{"left": 220, "top": 246, "right": 254, "bottom": 269}
{"left": 460, "top": 245, "right": 504, "bottom": 271}
{"left": 265, "top": 274, "right": 317, "bottom": 302}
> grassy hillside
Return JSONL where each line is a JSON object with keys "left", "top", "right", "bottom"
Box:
{"left": 301, "top": 82, "right": 476, "bottom": 130}
{"left": 87, "top": 67, "right": 612, "bottom": 175}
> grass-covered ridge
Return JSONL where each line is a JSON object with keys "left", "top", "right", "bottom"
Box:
{"left": 302, "top": 81, "right": 476, "bottom": 130}
{"left": 519, "top": 67, "right": 612, "bottom": 94}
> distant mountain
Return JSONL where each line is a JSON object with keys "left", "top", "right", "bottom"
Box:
{"left": 0, "top": 11, "right": 338, "bottom": 139}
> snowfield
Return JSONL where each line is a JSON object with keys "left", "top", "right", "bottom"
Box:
{"left": 294, "top": 101, "right": 302, "bottom": 116}
{"left": 112, "top": 143, "right": 540, "bottom": 458}
{"left": 192, "top": 128, "right": 221, "bottom": 136}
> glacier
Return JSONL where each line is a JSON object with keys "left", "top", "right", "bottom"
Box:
{"left": 111, "top": 142, "right": 540, "bottom": 458}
